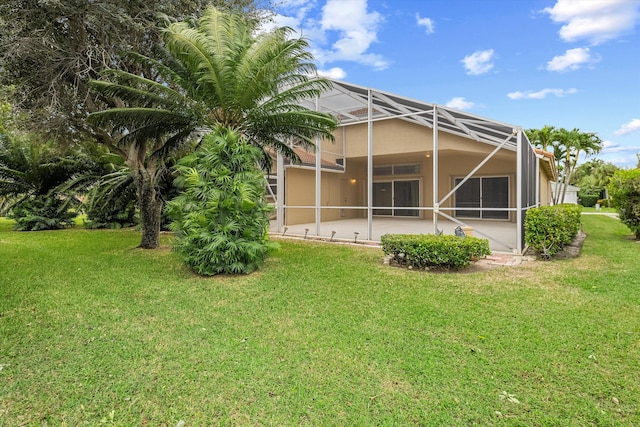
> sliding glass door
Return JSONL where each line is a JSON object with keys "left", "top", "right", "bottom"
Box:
{"left": 373, "top": 179, "right": 420, "bottom": 217}
{"left": 455, "top": 177, "right": 509, "bottom": 219}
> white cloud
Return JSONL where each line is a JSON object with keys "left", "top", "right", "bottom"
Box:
{"left": 318, "top": 0, "right": 389, "bottom": 70}
{"left": 416, "top": 13, "right": 435, "bottom": 34}
{"left": 614, "top": 118, "right": 640, "bottom": 136}
{"left": 317, "top": 67, "right": 347, "bottom": 79}
{"left": 544, "top": 0, "right": 640, "bottom": 45}
{"left": 260, "top": 14, "right": 304, "bottom": 34}
{"left": 265, "top": 0, "right": 389, "bottom": 71}
{"left": 594, "top": 140, "right": 640, "bottom": 167}
{"left": 445, "top": 97, "right": 475, "bottom": 110}
{"left": 546, "top": 47, "right": 599, "bottom": 72}
{"left": 507, "top": 88, "right": 578, "bottom": 100}
{"left": 461, "top": 49, "right": 495, "bottom": 75}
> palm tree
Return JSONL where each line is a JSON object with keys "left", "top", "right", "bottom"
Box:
{"left": 526, "top": 125, "right": 556, "bottom": 153}
{"left": 88, "top": 7, "right": 337, "bottom": 249}
{"left": 551, "top": 128, "right": 602, "bottom": 204}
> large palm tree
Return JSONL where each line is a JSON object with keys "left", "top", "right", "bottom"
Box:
{"left": 87, "top": 7, "right": 337, "bottom": 248}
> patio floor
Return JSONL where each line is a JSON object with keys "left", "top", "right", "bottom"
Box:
{"left": 271, "top": 217, "right": 519, "bottom": 253}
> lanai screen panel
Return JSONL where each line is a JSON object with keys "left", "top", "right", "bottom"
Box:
{"left": 288, "top": 79, "right": 538, "bottom": 252}
{"left": 520, "top": 135, "right": 538, "bottom": 245}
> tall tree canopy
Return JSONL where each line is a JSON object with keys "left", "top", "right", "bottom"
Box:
{"left": 87, "top": 6, "right": 337, "bottom": 248}
{"left": 0, "top": 0, "right": 273, "bottom": 142}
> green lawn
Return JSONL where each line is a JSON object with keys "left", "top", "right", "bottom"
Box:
{"left": 1, "top": 216, "right": 638, "bottom": 425}
{"left": 581, "top": 206, "right": 617, "bottom": 214}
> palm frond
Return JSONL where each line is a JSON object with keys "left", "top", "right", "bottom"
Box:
{"left": 88, "top": 108, "right": 192, "bottom": 133}
{"left": 149, "top": 127, "right": 203, "bottom": 163}
{"left": 162, "top": 24, "right": 224, "bottom": 105}
{"left": 90, "top": 81, "right": 188, "bottom": 111}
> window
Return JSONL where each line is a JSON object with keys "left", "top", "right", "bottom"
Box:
{"left": 373, "top": 163, "right": 421, "bottom": 177}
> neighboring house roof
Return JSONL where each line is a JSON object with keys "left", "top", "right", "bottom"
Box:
{"left": 267, "top": 146, "right": 342, "bottom": 169}
{"left": 289, "top": 146, "right": 342, "bottom": 169}
{"left": 301, "top": 79, "right": 529, "bottom": 152}
{"left": 534, "top": 148, "right": 558, "bottom": 181}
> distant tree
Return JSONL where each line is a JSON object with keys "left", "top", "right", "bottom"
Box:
{"left": 87, "top": 7, "right": 337, "bottom": 248}
{"left": 571, "top": 159, "right": 618, "bottom": 189}
{"left": 608, "top": 169, "right": 640, "bottom": 240}
{"left": 572, "top": 159, "right": 618, "bottom": 206}
{"left": 527, "top": 126, "right": 603, "bottom": 204}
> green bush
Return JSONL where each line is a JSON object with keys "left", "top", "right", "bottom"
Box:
{"left": 380, "top": 233, "right": 490, "bottom": 270}
{"left": 578, "top": 187, "right": 600, "bottom": 207}
{"left": 166, "top": 127, "right": 276, "bottom": 275}
{"left": 9, "top": 195, "right": 77, "bottom": 231}
{"left": 524, "top": 204, "right": 582, "bottom": 259}
{"left": 607, "top": 169, "right": 640, "bottom": 240}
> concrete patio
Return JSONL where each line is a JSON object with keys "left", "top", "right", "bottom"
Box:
{"left": 271, "top": 217, "right": 519, "bottom": 253}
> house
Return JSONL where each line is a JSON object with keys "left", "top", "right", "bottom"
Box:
{"left": 269, "top": 80, "right": 557, "bottom": 253}
{"left": 551, "top": 182, "right": 580, "bottom": 205}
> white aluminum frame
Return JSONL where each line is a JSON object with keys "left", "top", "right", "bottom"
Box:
{"left": 277, "top": 80, "right": 539, "bottom": 253}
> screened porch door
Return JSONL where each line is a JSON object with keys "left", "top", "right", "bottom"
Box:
{"left": 455, "top": 177, "right": 509, "bottom": 219}
{"left": 373, "top": 179, "right": 420, "bottom": 217}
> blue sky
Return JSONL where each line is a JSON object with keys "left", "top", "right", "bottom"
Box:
{"left": 266, "top": 0, "right": 640, "bottom": 167}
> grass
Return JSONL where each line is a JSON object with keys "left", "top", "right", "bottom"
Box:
{"left": 581, "top": 206, "right": 617, "bottom": 213}
{"left": 1, "top": 216, "right": 639, "bottom": 425}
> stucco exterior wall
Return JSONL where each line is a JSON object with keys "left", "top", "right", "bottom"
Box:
{"left": 337, "top": 119, "right": 498, "bottom": 158}
{"left": 539, "top": 166, "right": 553, "bottom": 206}
{"left": 284, "top": 167, "right": 344, "bottom": 225}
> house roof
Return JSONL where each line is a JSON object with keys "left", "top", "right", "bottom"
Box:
{"left": 534, "top": 148, "right": 558, "bottom": 181}
{"left": 300, "top": 79, "right": 528, "bottom": 152}
{"left": 267, "top": 146, "right": 342, "bottom": 169}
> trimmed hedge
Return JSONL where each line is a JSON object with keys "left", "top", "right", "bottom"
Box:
{"left": 380, "top": 233, "right": 491, "bottom": 270}
{"left": 524, "top": 204, "right": 582, "bottom": 259}
{"left": 578, "top": 187, "right": 600, "bottom": 207}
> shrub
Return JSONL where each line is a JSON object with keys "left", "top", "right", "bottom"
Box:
{"left": 524, "top": 204, "right": 582, "bottom": 259}
{"left": 578, "top": 187, "right": 600, "bottom": 207}
{"left": 166, "top": 127, "right": 276, "bottom": 275}
{"left": 380, "top": 233, "right": 490, "bottom": 270}
{"left": 9, "top": 195, "right": 77, "bottom": 231}
{"left": 607, "top": 169, "right": 640, "bottom": 240}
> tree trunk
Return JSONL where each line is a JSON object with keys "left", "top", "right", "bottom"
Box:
{"left": 131, "top": 162, "right": 163, "bottom": 249}
{"left": 138, "top": 177, "right": 163, "bottom": 249}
